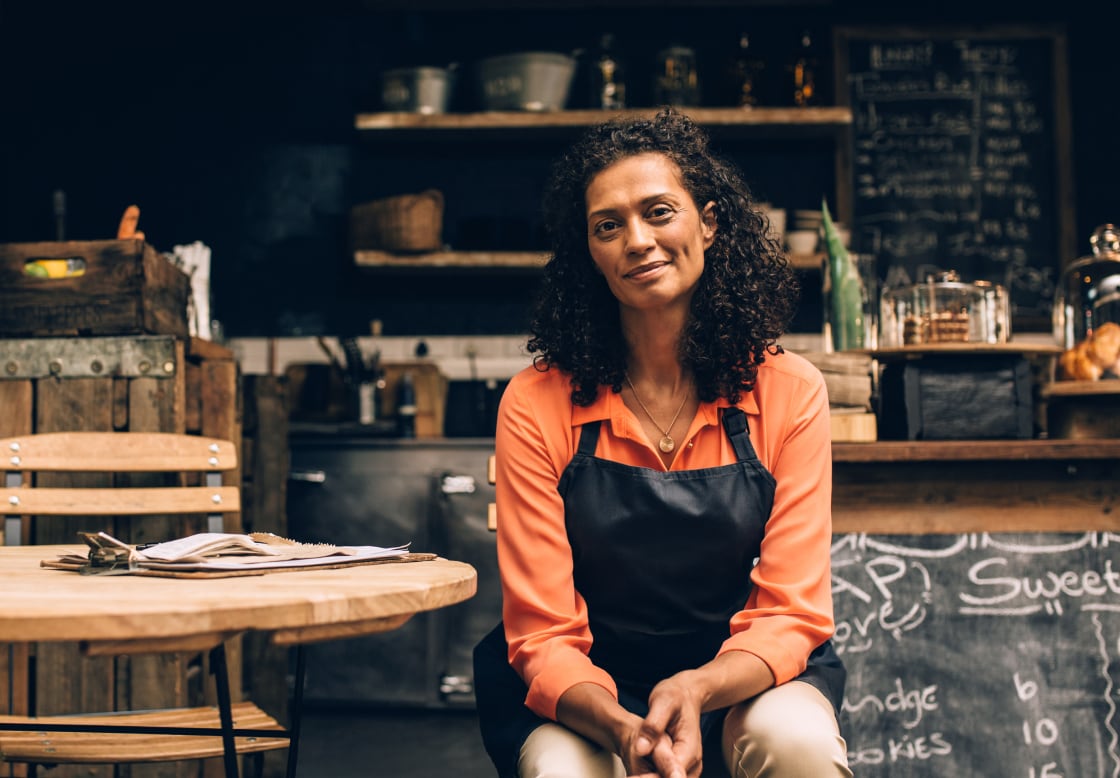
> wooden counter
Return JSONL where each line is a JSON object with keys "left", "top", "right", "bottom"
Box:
{"left": 831, "top": 439, "right": 1120, "bottom": 534}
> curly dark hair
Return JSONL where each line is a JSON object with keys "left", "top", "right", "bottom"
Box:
{"left": 527, "top": 108, "right": 800, "bottom": 407}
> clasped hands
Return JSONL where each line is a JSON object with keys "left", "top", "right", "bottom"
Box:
{"left": 622, "top": 676, "right": 704, "bottom": 778}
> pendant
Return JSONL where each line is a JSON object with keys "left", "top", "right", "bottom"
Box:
{"left": 659, "top": 435, "right": 675, "bottom": 453}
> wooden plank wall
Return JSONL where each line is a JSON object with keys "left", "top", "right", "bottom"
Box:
{"left": 0, "top": 379, "right": 31, "bottom": 778}
{"left": 0, "top": 337, "right": 244, "bottom": 778}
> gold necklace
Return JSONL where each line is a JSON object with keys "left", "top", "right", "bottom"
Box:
{"left": 624, "top": 373, "right": 691, "bottom": 453}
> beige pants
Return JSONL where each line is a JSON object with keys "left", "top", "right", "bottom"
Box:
{"left": 517, "top": 681, "right": 851, "bottom": 778}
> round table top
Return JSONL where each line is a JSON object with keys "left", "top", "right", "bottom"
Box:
{"left": 0, "top": 545, "right": 477, "bottom": 648}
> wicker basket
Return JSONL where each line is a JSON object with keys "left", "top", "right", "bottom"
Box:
{"left": 351, "top": 189, "right": 444, "bottom": 253}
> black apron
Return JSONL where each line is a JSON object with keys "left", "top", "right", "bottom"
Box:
{"left": 474, "top": 407, "right": 844, "bottom": 778}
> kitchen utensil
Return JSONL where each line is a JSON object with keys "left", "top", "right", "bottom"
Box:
{"left": 476, "top": 52, "right": 576, "bottom": 112}
{"left": 116, "top": 204, "right": 145, "bottom": 241}
{"left": 339, "top": 336, "right": 367, "bottom": 382}
{"left": 316, "top": 336, "right": 346, "bottom": 375}
{"left": 786, "top": 229, "right": 818, "bottom": 254}
{"left": 381, "top": 66, "right": 456, "bottom": 114}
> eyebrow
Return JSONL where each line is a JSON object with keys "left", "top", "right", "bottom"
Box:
{"left": 587, "top": 192, "right": 679, "bottom": 220}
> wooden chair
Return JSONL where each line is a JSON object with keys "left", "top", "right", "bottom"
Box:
{"left": 0, "top": 431, "right": 293, "bottom": 778}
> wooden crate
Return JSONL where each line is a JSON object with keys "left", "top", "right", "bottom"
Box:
{"left": 878, "top": 354, "right": 1034, "bottom": 440}
{"left": 0, "top": 335, "right": 242, "bottom": 778}
{"left": 1043, "top": 379, "right": 1120, "bottom": 438}
{"left": 0, "top": 239, "right": 190, "bottom": 338}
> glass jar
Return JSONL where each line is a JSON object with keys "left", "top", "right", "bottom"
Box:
{"left": 654, "top": 46, "right": 699, "bottom": 106}
{"left": 1052, "top": 224, "right": 1120, "bottom": 349}
{"left": 879, "top": 271, "right": 1011, "bottom": 347}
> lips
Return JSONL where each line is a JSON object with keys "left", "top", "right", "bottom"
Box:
{"left": 625, "top": 260, "right": 669, "bottom": 279}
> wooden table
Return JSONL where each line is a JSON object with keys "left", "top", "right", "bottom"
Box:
{"left": 0, "top": 545, "right": 477, "bottom": 777}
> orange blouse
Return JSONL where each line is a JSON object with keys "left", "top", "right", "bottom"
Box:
{"left": 493, "top": 348, "right": 836, "bottom": 721}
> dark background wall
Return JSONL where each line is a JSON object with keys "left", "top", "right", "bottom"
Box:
{"left": 2, "top": 0, "right": 1115, "bottom": 337}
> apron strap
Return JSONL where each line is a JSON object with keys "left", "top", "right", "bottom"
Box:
{"left": 722, "top": 407, "right": 760, "bottom": 463}
{"left": 576, "top": 420, "right": 601, "bottom": 456}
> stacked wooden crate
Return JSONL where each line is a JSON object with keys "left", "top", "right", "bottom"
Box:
{"left": 798, "top": 351, "right": 878, "bottom": 442}
{"left": 0, "top": 240, "right": 244, "bottom": 778}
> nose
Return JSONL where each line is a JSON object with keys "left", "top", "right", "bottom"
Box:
{"left": 624, "top": 217, "right": 655, "bottom": 254}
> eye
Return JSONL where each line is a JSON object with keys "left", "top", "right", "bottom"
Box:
{"left": 592, "top": 219, "right": 621, "bottom": 237}
{"left": 648, "top": 204, "right": 677, "bottom": 221}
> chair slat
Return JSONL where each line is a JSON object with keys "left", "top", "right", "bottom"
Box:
{"left": 0, "top": 702, "right": 287, "bottom": 763}
{"left": 0, "top": 432, "right": 237, "bottom": 472}
{"left": 0, "top": 486, "right": 240, "bottom": 515}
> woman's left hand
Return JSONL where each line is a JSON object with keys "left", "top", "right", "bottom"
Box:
{"left": 629, "top": 675, "right": 705, "bottom": 778}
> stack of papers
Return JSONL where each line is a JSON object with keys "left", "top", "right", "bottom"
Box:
{"left": 51, "top": 531, "right": 412, "bottom": 575}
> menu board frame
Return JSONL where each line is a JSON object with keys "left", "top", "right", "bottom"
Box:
{"left": 833, "top": 25, "right": 1075, "bottom": 331}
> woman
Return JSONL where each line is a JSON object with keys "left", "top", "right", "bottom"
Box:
{"left": 474, "top": 108, "right": 850, "bottom": 778}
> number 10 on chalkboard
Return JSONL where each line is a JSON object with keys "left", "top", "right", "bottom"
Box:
{"left": 1016, "top": 671, "right": 1062, "bottom": 777}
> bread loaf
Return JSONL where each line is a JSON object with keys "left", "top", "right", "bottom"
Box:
{"left": 1058, "top": 321, "right": 1120, "bottom": 380}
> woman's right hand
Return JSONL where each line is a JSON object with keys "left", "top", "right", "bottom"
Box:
{"left": 557, "top": 682, "right": 691, "bottom": 778}
{"left": 624, "top": 676, "right": 704, "bottom": 778}
{"left": 622, "top": 723, "right": 691, "bottom": 778}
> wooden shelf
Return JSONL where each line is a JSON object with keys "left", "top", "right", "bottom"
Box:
{"left": 354, "top": 250, "right": 547, "bottom": 272}
{"left": 355, "top": 249, "right": 825, "bottom": 272}
{"left": 353, "top": 106, "right": 845, "bottom": 280}
{"left": 1041, "top": 378, "right": 1120, "bottom": 397}
{"left": 832, "top": 438, "right": 1120, "bottom": 463}
{"left": 355, "top": 107, "right": 852, "bottom": 135}
{"left": 870, "top": 343, "right": 1063, "bottom": 360}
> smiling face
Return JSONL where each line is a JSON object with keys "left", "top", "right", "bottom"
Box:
{"left": 584, "top": 152, "right": 716, "bottom": 313}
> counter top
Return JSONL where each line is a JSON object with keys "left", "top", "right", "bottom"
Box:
{"left": 287, "top": 432, "right": 1119, "bottom": 535}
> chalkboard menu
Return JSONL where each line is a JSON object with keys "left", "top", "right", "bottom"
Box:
{"left": 835, "top": 27, "right": 1075, "bottom": 327}
{"left": 833, "top": 532, "right": 1120, "bottom": 776}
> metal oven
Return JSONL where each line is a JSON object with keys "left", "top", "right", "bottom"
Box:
{"left": 286, "top": 430, "right": 500, "bottom": 709}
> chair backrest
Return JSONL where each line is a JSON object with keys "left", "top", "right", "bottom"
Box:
{"left": 1, "top": 431, "right": 240, "bottom": 546}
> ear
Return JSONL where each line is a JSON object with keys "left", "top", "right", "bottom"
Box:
{"left": 701, "top": 202, "right": 717, "bottom": 249}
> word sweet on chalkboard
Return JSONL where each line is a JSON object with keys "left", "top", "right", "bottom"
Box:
{"left": 832, "top": 532, "right": 1120, "bottom": 777}
{"left": 835, "top": 27, "right": 1075, "bottom": 327}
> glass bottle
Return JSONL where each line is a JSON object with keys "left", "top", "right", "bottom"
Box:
{"left": 790, "top": 29, "right": 819, "bottom": 107}
{"left": 1053, "top": 224, "right": 1120, "bottom": 349}
{"left": 589, "top": 33, "right": 626, "bottom": 110}
{"left": 727, "top": 32, "right": 765, "bottom": 107}
{"left": 654, "top": 45, "right": 699, "bottom": 107}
